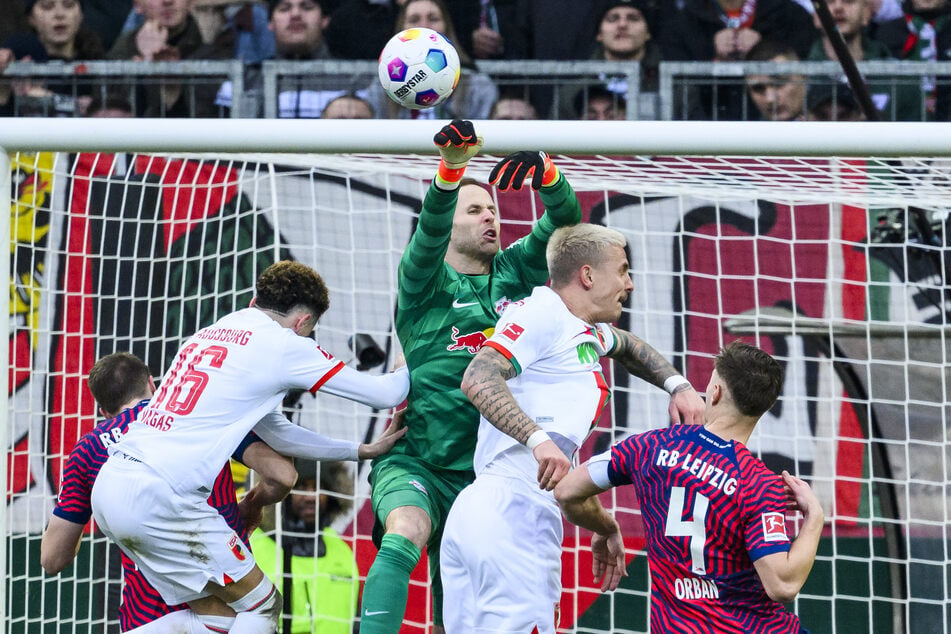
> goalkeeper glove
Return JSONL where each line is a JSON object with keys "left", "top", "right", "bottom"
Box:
{"left": 489, "top": 151, "right": 560, "bottom": 191}
{"left": 433, "top": 120, "right": 483, "bottom": 191}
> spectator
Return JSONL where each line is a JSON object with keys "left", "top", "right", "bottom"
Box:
{"left": 663, "top": 0, "right": 816, "bottom": 119}
{"left": 321, "top": 91, "right": 374, "bottom": 117}
{"left": 441, "top": 0, "right": 524, "bottom": 60}
{"left": 323, "top": 0, "right": 398, "bottom": 59}
{"left": 0, "top": 0, "right": 105, "bottom": 116}
{"left": 107, "top": 0, "right": 201, "bottom": 61}
{"left": 558, "top": 0, "right": 662, "bottom": 119}
{"left": 665, "top": 0, "right": 816, "bottom": 62}
{"left": 575, "top": 83, "right": 627, "bottom": 119}
{"left": 876, "top": 0, "right": 951, "bottom": 119}
{"left": 806, "top": 79, "right": 866, "bottom": 120}
{"left": 251, "top": 459, "right": 358, "bottom": 634}
{"left": 107, "top": 0, "right": 232, "bottom": 116}
{"left": 807, "top": 0, "right": 924, "bottom": 120}
{"left": 365, "top": 0, "right": 498, "bottom": 120}
{"left": 488, "top": 92, "right": 537, "bottom": 119}
{"left": 190, "top": 0, "right": 276, "bottom": 63}
{"left": 744, "top": 39, "right": 806, "bottom": 120}
{"left": 216, "top": 0, "right": 364, "bottom": 118}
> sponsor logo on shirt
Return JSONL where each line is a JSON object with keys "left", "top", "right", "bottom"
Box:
{"left": 500, "top": 323, "right": 524, "bottom": 341}
{"left": 576, "top": 342, "right": 599, "bottom": 364}
{"left": 229, "top": 534, "right": 247, "bottom": 561}
{"left": 761, "top": 512, "right": 788, "bottom": 542}
{"left": 446, "top": 326, "right": 493, "bottom": 354}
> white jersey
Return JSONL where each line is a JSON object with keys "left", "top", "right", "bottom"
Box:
{"left": 115, "top": 308, "right": 347, "bottom": 493}
{"left": 473, "top": 285, "right": 615, "bottom": 487}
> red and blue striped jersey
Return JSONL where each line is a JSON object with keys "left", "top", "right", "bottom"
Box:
{"left": 608, "top": 425, "right": 804, "bottom": 633}
{"left": 54, "top": 400, "right": 254, "bottom": 630}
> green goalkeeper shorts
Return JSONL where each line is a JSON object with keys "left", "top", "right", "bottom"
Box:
{"left": 368, "top": 453, "right": 474, "bottom": 549}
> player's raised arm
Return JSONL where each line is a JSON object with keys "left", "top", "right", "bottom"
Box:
{"left": 399, "top": 120, "right": 484, "bottom": 302}
{"left": 607, "top": 325, "right": 705, "bottom": 425}
{"left": 460, "top": 345, "right": 570, "bottom": 490}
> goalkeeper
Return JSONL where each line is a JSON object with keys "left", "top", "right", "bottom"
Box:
{"left": 359, "top": 120, "right": 704, "bottom": 632}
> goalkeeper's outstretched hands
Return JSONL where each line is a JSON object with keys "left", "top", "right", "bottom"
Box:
{"left": 433, "top": 119, "right": 483, "bottom": 189}
{"left": 489, "top": 151, "right": 560, "bottom": 191}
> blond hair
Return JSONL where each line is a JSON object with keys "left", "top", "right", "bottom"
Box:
{"left": 546, "top": 224, "right": 627, "bottom": 287}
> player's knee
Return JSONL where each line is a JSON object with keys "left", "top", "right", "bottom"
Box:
{"left": 227, "top": 576, "right": 282, "bottom": 626}
{"left": 384, "top": 506, "right": 432, "bottom": 547}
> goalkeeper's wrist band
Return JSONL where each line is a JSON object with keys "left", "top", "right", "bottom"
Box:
{"left": 526, "top": 429, "right": 551, "bottom": 450}
{"left": 436, "top": 160, "right": 467, "bottom": 189}
{"left": 663, "top": 374, "right": 691, "bottom": 394}
{"left": 541, "top": 157, "right": 560, "bottom": 187}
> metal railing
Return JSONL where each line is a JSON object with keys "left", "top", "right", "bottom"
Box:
{"left": 3, "top": 59, "right": 949, "bottom": 121}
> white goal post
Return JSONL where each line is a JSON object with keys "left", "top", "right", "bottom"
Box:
{"left": 3, "top": 118, "right": 950, "bottom": 634}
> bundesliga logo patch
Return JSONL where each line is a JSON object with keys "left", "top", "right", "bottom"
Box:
{"left": 501, "top": 323, "right": 524, "bottom": 341}
{"left": 761, "top": 512, "right": 787, "bottom": 542}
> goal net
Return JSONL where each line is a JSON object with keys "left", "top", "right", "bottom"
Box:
{"left": 4, "top": 120, "right": 949, "bottom": 634}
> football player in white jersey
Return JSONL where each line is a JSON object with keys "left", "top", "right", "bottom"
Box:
{"left": 440, "top": 224, "right": 705, "bottom": 633}
{"left": 91, "top": 261, "right": 411, "bottom": 634}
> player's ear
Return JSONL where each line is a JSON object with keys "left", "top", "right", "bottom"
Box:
{"left": 292, "top": 312, "right": 314, "bottom": 335}
{"left": 249, "top": 297, "right": 257, "bottom": 308}
{"left": 579, "top": 264, "right": 595, "bottom": 290}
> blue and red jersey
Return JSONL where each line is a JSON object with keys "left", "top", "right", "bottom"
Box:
{"left": 608, "top": 424, "right": 803, "bottom": 633}
{"left": 53, "top": 400, "right": 255, "bottom": 630}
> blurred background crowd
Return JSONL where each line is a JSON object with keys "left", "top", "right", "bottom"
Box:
{"left": 0, "top": 0, "right": 948, "bottom": 121}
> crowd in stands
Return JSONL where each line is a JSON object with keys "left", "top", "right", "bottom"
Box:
{"left": 1, "top": 0, "right": 949, "bottom": 120}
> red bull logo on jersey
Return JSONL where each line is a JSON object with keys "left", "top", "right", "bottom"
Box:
{"left": 228, "top": 534, "right": 247, "bottom": 561}
{"left": 761, "top": 512, "right": 788, "bottom": 542}
{"left": 446, "top": 326, "right": 494, "bottom": 354}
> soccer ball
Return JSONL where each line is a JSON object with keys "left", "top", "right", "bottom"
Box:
{"left": 378, "top": 27, "right": 461, "bottom": 110}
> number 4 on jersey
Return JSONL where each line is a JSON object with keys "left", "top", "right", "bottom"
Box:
{"left": 665, "top": 486, "right": 709, "bottom": 575}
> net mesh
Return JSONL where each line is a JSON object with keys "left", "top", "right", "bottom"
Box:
{"left": 6, "top": 149, "right": 949, "bottom": 633}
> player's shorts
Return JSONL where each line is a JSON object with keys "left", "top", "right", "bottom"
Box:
{"left": 440, "top": 473, "right": 563, "bottom": 634}
{"left": 369, "top": 453, "right": 473, "bottom": 547}
{"left": 91, "top": 454, "right": 256, "bottom": 605}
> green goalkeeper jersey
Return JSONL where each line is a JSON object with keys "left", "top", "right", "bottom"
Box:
{"left": 389, "top": 176, "right": 582, "bottom": 473}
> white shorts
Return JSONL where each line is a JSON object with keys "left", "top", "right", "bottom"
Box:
{"left": 91, "top": 455, "right": 256, "bottom": 605}
{"left": 440, "top": 474, "right": 563, "bottom": 634}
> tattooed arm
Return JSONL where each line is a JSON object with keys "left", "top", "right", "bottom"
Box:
{"left": 461, "top": 346, "right": 571, "bottom": 490}
{"left": 607, "top": 326, "right": 706, "bottom": 426}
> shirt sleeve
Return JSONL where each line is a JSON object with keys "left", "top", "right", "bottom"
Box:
{"left": 743, "top": 464, "right": 793, "bottom": 561}
{"left": 586, "top": 448, "right": 615, "bottom": 489}
{"left": 252, "top": 410, "right": 360, "bottom": 462}
{"left": 51, "top": 439, "right": 95, "bottom": 525}
{"left": 397, "top": 182, "right": 456, "bottom": 307}
{"left": 482, "top": 299, "right": 552, "bottom": 376}
{"left": 319, "top": 365, "right": 410, "bottom": 409}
